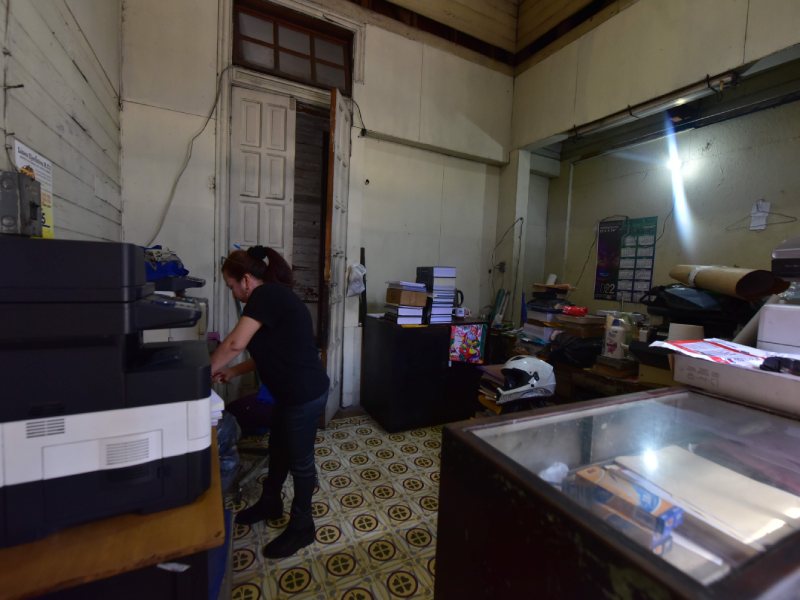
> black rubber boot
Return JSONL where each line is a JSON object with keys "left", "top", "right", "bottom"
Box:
{"left": 262, "top": 521, "right": 315, "bottom": 558}
{"left": 235, "top": 492, "right": 283, "bottom": 525}
{"left": 263, "top": 475, "right": 316, "bottom": 557}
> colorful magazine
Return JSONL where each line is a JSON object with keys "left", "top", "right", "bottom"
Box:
{"left": 449, "top": 323, "right": 486, "bottom": 364}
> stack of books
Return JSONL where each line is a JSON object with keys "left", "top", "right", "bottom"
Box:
{"left": 524, "top": 306, "right": 563, "bottom": 343}
{"left": 384, "top": 281, "right": 426, "bottom": 325}
{"left": 416, "top": 266, "right": 456, "bottom": 324}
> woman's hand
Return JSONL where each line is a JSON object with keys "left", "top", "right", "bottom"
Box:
{"left": 212, "top": 367, "right": 237, "bottom": 384}
{"left": 210, "top": 358, "right": 256, "bottom": 384}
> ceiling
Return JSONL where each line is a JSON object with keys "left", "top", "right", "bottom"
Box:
{"left": 349, "top": 0, "right": 630, "bottom": 67}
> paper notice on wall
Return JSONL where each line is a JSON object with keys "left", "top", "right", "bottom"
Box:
{"left": 14, "top": 140, "right": 54, "bottom": 238}
{"left": 750, "top": 199, "right": 770, "bottom": 231}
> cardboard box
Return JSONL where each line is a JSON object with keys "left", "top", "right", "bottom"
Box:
{"left": 385, "top": 287, "right": 428, "bottom": 307}
{"left": 638, "top": 364, "right": 676, "bottom": 387}
{"left": 672, "top": 354, "right": 800, "bottom": 417}
{"left": 573, "top": 465, "right": 683, "bottom": 535}
{"left": 588, "top": 503, "right": 673, "bottom": 554}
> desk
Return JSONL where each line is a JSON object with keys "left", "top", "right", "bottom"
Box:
{"left": 0, "top": 433, "right": 225, "bottom": 600}
{"left": 362, "top": 317, "right": 484, "bottom": 432}
{"left": 553, "top": 362, "right": 662, "bottom": 402}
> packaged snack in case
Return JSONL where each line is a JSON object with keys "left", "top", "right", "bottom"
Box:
{"left": 573, "top": 465, "right": 684, "bottom": 535}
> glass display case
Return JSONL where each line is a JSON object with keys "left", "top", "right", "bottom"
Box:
{"left": 434, "top": 387, "right": 800, "bottom": 599}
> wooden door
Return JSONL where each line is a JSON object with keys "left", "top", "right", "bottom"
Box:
{"left": 229, "top": 86, "right": 296, "bottom": 261}
{"left": 321, "top": 89, "right": 351, "bottom": 425}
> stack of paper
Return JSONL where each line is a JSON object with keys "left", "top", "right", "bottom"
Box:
{"left": 617, "top": 445, "right": 800, "bottom": 548}
{"left": 210, "top": 389, "right": 225, "bottom": 427}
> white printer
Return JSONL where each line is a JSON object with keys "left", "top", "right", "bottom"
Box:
{"left": 0, "top": 237, "right": 211, "bottom": 547}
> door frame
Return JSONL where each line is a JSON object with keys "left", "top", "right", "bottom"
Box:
{"left": 213, "top": 0, "right": 363, "bottom": 338}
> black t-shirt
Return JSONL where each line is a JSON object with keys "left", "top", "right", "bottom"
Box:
{"left": 242, "top": 283, "right": 330, "bottom": 405}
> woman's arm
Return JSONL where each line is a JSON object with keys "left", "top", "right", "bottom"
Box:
{"left": 210, "top": 316, "right": 262, "bottom": 376}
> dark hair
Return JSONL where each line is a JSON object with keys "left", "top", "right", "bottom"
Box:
{"left": 221, "top": 245, "right": 293, "bottom": 287}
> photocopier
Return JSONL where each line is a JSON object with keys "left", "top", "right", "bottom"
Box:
{"left": 0, "top": 236, "right": 212, "bottom": 547}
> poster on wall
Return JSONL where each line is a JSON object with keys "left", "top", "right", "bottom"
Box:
{"left": 594, "top": 216, "right": 657, "bottom": 302}
{"left": 14, "top": 140, "right": 54, "bottom": 239}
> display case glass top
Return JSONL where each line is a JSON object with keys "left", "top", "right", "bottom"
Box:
{"left": 469, "top": 390, "right": 800, "bottom": 586}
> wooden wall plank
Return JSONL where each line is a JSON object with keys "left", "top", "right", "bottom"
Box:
{"left": 6, "top": 96, "right": 121, "bottom": 231}
{"left": 53, "top": 194, "right": 121, "bottom": 241}
{"left": 517, "top": 0, "right": 593, "bottom": 50}
{"left": 53, "top": 163, "right": 121, "bottom": 223}
{"left": 8, "top": 57, "right": 118, "bottom": 179}
{"left": 5, "top": 0, "right": 121, "bottom": 241}
{"left": 30, "top": 1, "right": 118, "bottom": 128}
{"left": 388, "top": 0, "right": 518, "bottom": 52}
{"left": 10, "top": 3, "right": 119, "bottom": 143}
{"left": 0, "top": 0, "right": 7, "bottom": 171}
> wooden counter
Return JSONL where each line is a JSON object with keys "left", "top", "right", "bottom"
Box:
{"left": 0, "top": 433, "right": 224, "bottom": 599}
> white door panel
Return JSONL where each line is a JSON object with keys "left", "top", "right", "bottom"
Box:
{"left": 230, "top": 86, "right": 295, "bottom": 262}
{"left": 266, "top": 105, "right": 287, "bottom": 149}
{"left": 265, "top": 155, "right": 285, "bottom": 197}
{"left": 241, "top": 152, "right": 260, "bottom": 196}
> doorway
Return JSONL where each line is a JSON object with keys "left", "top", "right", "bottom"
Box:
{"left": 224, "top": 80, "right": 349, "bottom": 426}
{"left": 292, "top": 102, "right": 330, "bottom": 344}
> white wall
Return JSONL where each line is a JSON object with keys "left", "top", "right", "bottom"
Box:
{"left": 512, "top": 0, "right": 800, "bottom": 149}
{"left": 353, "top": 136, "right": 500, "bottom": 314}
{"left": 524, "top": 172, "right": 549, "bottom": 289}
{"left": 0, "top": 0, "right": 121, "bottom": 240}
{"left": 545, "top": 99, "right": 800, "bottom": 311}
{"left": 120, "top": 0, "right": 219, "bottom": 293}
{"left": 357, "top": 25, "right": 512, "bottom": 164}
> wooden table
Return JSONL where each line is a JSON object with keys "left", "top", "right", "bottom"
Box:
{"left": 0, "top": 433, "right": 225, "bottom": 599}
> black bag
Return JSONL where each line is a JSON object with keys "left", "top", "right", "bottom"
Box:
{"left": 549, "top": 333, "right": 603, "bottom": 368}
{"left": 638, "top": 284, "right": 757, "bottom": 338}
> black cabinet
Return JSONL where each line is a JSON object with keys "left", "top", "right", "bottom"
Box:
{"left": 361, "top": 316, "right": 483, "bottom": 432}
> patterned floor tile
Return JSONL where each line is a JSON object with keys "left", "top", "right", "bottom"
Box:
{"left": 229, "top": 414, "right": 442, "bottom": 600}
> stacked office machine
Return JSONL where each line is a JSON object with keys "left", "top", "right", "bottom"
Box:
{"left": 417, "top": 265, "right": 457, "bottom": 324}
{"left": 0, "top": 236, "right": 212, "bottom": 547}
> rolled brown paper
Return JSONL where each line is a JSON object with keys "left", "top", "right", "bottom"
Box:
{"left": 669, "top": 265, "right": 789, "bottom": 300}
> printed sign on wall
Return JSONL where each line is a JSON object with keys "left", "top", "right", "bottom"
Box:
{"left": 594, "top": 216, "right": 657, "bottom": 302}
{"left": 14, "top": 140, "right": 54, "bottom": 239}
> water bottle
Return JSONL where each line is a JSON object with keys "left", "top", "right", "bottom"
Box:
{"left": 604, "top": 318, "right": 626, "bottom": 359}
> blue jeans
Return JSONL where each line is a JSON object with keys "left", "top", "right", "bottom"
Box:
{"left": 263, "top": 390, "right": 328, "bottom": 529}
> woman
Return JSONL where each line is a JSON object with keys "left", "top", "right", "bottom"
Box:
{"left": 211, "top": 245, "right": 329, "bottom": 559}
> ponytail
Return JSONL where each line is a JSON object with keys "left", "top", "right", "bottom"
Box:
{"left": 222, "top": 245, "right": 292, "bottom": 287}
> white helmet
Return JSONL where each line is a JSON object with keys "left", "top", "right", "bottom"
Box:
{"left": 496, "top": 355, "right": 556, "bottom": 404}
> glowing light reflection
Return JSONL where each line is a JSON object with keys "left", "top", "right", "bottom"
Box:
{"left": 642, "top": 449, "right": 659, "bottom": 472}
{"left": 664, "top": 117, "right": 694, "bottom": 253}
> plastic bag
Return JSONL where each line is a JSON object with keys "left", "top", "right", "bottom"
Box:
{"left": 143, "top": 245, "right": 189, "bottom": 281}
{"left": 216, "top": 411, "right": 241, "bottom": 492}
{"left": 346, "top": 263, "right": 366, "bottom": 296}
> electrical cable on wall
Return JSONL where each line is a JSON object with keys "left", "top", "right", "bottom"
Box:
{"left": 488, "top": 216, "right": 524, "bottom": 302}
{"left": 350, "top": 98, "right": 367, "bottom": 136}
{"left": 511, "top": 216, "right": 524, "bottom": 325}
{"left": 655, "top": 206, "right": 674, "bottom": 242}
{"left": 146, "top": 63, "right": 235, "bottom": 247}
